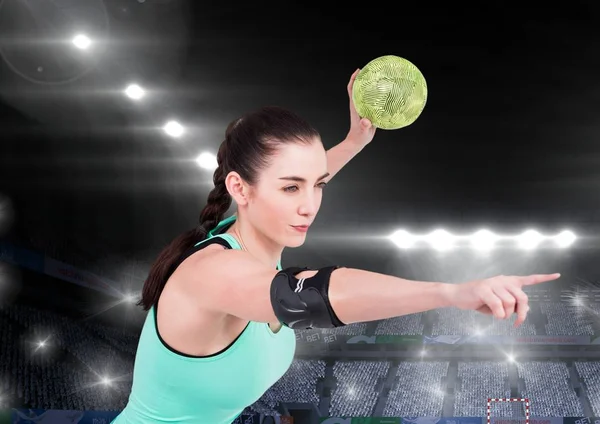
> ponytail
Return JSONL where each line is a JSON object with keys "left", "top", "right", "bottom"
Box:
{"left": 138, "top": 141, "right": 232, "bottom": 311}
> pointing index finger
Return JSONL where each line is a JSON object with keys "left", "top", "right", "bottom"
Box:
{"left": 521, "top": 273, "right": 561, "bottom": 286}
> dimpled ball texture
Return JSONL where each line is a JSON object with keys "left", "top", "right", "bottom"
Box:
{"left": 352, "top": 55, "right": 428, "bottom": 130}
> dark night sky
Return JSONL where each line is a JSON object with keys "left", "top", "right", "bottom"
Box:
{"left": 1, "top": 0, "right": 600, "bottom": 283}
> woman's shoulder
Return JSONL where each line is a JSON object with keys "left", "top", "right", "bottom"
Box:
{"left": 174, "top": 239, "right": 263, "bottom": 284}
{"left": 177, "top": 241, "right": 231, "bottom": 275}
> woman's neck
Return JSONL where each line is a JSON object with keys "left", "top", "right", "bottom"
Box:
{"left": 227, "top": 221, "right": 283, "bottom": 270}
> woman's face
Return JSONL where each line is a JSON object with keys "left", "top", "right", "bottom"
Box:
{"left": 247, "top": 139, "right": 329, "bottom": 248}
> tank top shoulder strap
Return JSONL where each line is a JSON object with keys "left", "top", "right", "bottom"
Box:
{"left": 178, "top": 215, "right": 282, "bottom": 270}
{"left": 201, "top": 233, "right": 282, "bottom": 270}
{"left": 212, "top": 233, "right": 241, "bottom": 250}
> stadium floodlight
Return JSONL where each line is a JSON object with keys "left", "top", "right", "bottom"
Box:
{"left": 163, "top": 120, "right": 184, "bottom": 138}
{"left": 124, "top": 84, "right": 145, "bottom": 100}
{"left": 427, "top": 229, "right": 455, "bottom": 251}
{"left": 554, "top": 230, "right": 576, "bottom": 248}
{"left": 517, "top": 230, "right": 543, "bottom": 250}
{"left": 72, "top": 34, "right": 92, "bottom": 50}
{"left": 196, "top": 152, "right": 218, "bottom": 170}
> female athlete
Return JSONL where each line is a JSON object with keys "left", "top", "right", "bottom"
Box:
{"left": 111, "top": 70, "right": 560, "bottom": 423}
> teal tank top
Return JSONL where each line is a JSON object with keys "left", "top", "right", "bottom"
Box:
{"left": 112, "top": 216, "right": 297, "bottom": 424}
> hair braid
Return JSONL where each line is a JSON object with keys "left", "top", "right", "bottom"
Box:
{"left": 198, "top": 140, "right": 232, "bottom": 234}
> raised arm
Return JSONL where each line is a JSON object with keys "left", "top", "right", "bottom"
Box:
{"left": 325, "top": 69, "right": 377, "bottom": 181}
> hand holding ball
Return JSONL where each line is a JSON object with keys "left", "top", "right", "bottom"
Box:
{"left": 352, "top": 55, "right": 428, "bottom": 130}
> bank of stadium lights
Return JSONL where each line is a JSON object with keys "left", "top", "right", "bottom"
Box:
{"left": 389, "top": 228, "right": 577, "bottom": 251}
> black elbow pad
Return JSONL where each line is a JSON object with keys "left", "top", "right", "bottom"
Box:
{"left": 270, "top": 266, "right": 346, "bottom": 330}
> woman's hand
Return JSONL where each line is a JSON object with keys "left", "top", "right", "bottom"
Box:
{"left": 445, "top": 273, "right": 561, "bottom": 327}
{"left": 345, "top": 69, "right": 377, "bottom": 147}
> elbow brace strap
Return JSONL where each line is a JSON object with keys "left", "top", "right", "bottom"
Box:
{"left": 270, "top": 266, "right": 346, "bottom": 330}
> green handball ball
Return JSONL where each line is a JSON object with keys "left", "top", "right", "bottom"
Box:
{"left": 352, "top": 55, "right": 428, "bottom": 130}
